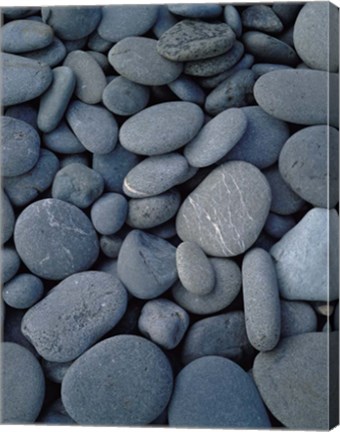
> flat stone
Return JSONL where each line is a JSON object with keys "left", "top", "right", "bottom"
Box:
{"left": 294, "top": 2, "right": 339, "bottom": 72}
{"left": 279, "top": 126, "right": 339, "bottom": 208}
{"left": 271, "top": 208, "right": 339, "bottom": 301}
{"left": 117, "top": 230, "right": 177, "bottom": 299}
{"left": 123, "top": 153, "right": 189, "bottom": 198}
{"left": 100, "top": 235, "right": 123, "bottom": 259}
{"left": 253, "top": 332, "right": 337, "bottom": 429}
{"left": 109, "top": 37, "right": 183, "bottom": 86}
{"left": 176, "top": 241, "right": 215, "bottom": 296}
{"left": 62, "top": 335, "right": 173, "bottom": 425}
{"left": 168, "top": 4, "right": 222, "bottom": 18}
{"left": 264, "top": 213, "right": 295, "bottom": 239}
{"left": 1, "top": 116, "right": 40, "bottom": 177}
{"left": 3, "top": 273, "right": 44, "bottom": 309}
{"left": 254, "top": 69, "right": 339, "bottom": 127}
{"left": 157, "top": 19, "right": 236, "bottom": 61}
{"left": 5, "top": 102, "right": 38, "bottom": 129}
{"left": 42, "top": 360, "right": 73, "bottom": 384}
{"left": 242, "top": 248, "right": 281, "bottom": 351}
{"left": 176, "top": 161, "right": 271, "bottom": 257}
{"left": 66, "top": 101, "right": 118, "bottom": 154}
{"left": 43, "top": 121, "right": 85, "bottom": 154}
{"left": 1, "top": 247, "right": 21, "bottom": 283}
{"left": 224, "top": 106, "right": 290, "bottom": 169}
{"left": 1, "top": 190, "right": 15, "bottom": 245}
{"left": 172, "top": 258, "right": 241, "bottom": 315}
{"left": 1, "top": 342, "right": 45, "bottom": 423}
{"left": 168, "top": 356, "right": 271, "bottom": 428}
{"left": 205, "top": 69, "right": 256, "bottom": 116}
{"left": 280, "top": 300, "right": 317, "bottom": 338}
{"left": 168, "top": 76, "right": 205, "bottom": 105}
{"left": 14, "top": 198, "right": 99, "bottom": 280}
{"left": 181, "top": 311, "right": 254, "bottom": 365}
{"left": 52, "top": 163, "right": 104, "bottom": 209}
{"left": 98, "top": 5, "right": 158, "bottom": 42}
{"left": 138, "top": 299, "right": 189, "bottom": 349}
{"left": 22, "top": 271, "right": 127, "bottom": 362}
{"left": 242, "top": 5, "right": 283, "bottom": 33}
{"left": 224, "top": 5, "right": 242, "bottom": 38}
{"left": 120, "top": 101, "right": 204, "bottom": 156}
{"left": 91, "top": 193, "right": 128, "bottom": 235}
{"left": 21, "top": 37, "right": 66, "bottom": 67}
{"left": 1, "top": 19, "right": 53, "bottom": 53}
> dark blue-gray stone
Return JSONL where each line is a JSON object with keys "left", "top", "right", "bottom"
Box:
{"left": 334, "top": 303, "right": 339, "bottom": 331}
{"left": 1, "top": 342, "right": 45, "bottom": 423}
{"left": 92, "top": 144, "right": 141, "bottom": 193}
{"left": 251, "top": 62, "right": 292, "bottom": 78}
{"left": 138, "top": 299, "right": 189, "bottom": 349}
{"left": 254, "top": 69, "right": 339, "bottom": 127}
{"left": 157, "top": 20, "right": 236, "bottom": 62}
{"left": 280, "top": 300, "right": 317, "bottom": 338}
{"left": 224, "top": 5, "right": 242, "bottom": 38}
{"left": 279, "top": 126, "right": 339, "bottom": 208}
{"left": 272, "top": 3, "right": 302, "bottom": 25}
{"left": 63, "top": 37, "right": 88, "bottom": 53}
{"left": 63, "top": 50, "right": 106, "bottom": 104}
{"left": 120, "top": 101, "right": 204, "bottom": 156}
{"left": 42, "top": 360, "right": 73, "bottom": 384}
{"left": 149, "top": 219, "right": 177, "bottom": 239}
{"left": 103, "top": 77, "right": 150, "bottom": 116}
{"left": 168, "top": 76, "right": 205, "bottom": 105}
{"left": 3, "top": 273, "right": 44, "bottom": 309}
{"left": 1, "top": 116, "right": 40, "bottom": 177}
{"left": 61, "top": 335, "right": 173, "bottom": 425}
{"left": 172, "top": 258, "right": 241, "bottom": 315}
{"left": 2, "top": 53, "right": 53, "bottom": 106}
{"left": 87, "top": 31, "right": 113, "bottom": 52}
{"left": 39, "top": 399, "right": 76, "bottom": 425}
{"left": 91, "top": 193, "right": 128, "bottom": 235}
{"left": 41, "top": 7, "right": 102, "bottom": 40}
{"left": 21, "top": 37, "right": 66, "bottom": 67}
{"left": 87, "top": 50, "right": 110, "bottom": 72}
{"left": 2, "top": 7, "right": 39, "bottom": 19}
{"left": 109, "top": 37, "right": 183, "bottom": 86}
{"left": 1, "top": 247, "right": 21, "bottom": 283}
{"left": 205, "top": 69, "right": 256, "bottom": 116}
{"left": 152, "top": 6, "right": 177, "bottom": 39}
{"left": 66, "top": 101, "right": 118, "bottom": 154}
{"left": 5, "top": 102, "right": 38, "bottom": 129}
{"left": 98, "top": 5, "right": 159, "bottom": 42}
{"left": 123, "top": 153, "right": 189, "bottom": 198}
{"left": 52, "top": 163, "right": 104, "bottom": 208}
{"left": 117, "top": 230, "right": 177, "bottom": 299}
{"left": 243, "top": 31, "right": 299, "bottom": 65}
{"left": 127, "top": 189, "right": 181, "bottom": 229}
{"left": 168, "top": 356, "right": 271, "bottom": 427}
{"left": 223, "top": 106, "right": 290, "bottom": 169}
{"left": 181, "top": 311, "right": 253, "bottom": 365}
{"left": 22, "top": 271, "right": 127, "bottom": 362}
{"left": 37, "top": 66, "right": 75, "bottom": 133}
{"left": 43, "top": 121, "right": 85, "bottom": 154}
{"left": 242, "top": 5, "right": 283, "bottom": 33}
{"left": 14, "top": 198, "right": 99, "bottom": 280}
{"left": 1, "top": 191, "right": 15, "bottom": 244}
{"left": 168, "top": 4, "right": 222, "bottom": 18}
{"left": 60, "top": 153, "right": 90, "bottom": 168}
{"left": 264, "top": 213, "right": 295, "bottom": 239}
{"left": 100, "top": 234, "right": 123, "bottom": 259}
{"left": 1, "top": 19, "right": 53, "bottom": 53}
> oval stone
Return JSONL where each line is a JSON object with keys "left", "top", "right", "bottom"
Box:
{"left": 224, "top": 5, "right": 242, "bottom": 38}
{"left": 22, "top": 271, "right": 127, "bottom": 362}
{"left": 176, "top": 161, "right": 271, "bottom": 257}
{"left": 21, "top": 37, "right": 66, "bottom": 67}
{"left": 5, "top": 102, "right": 38, "bottom": 129}
{"left": 1, "top": 246, "right": 21, "bottom": 283}
{"left": 14, "top": 199, "right": 99, "bottom": 280}
{"left": 43, "top": 121, "right": 85, "bottom": 154}
{"left": 242, "top": 5, "right": 283, "bottom": 33}
{"left": 91, "top": 193, "right": 128, "bottom": 235}
{"left": 168, "top": 76, "right": 205, "bottom": 105}
{"left": 264, "top": 213, "right": 295, "bottom": 239}
{"left": 62, "top": 335, "right": 173, "bottom": 425}
{"left": 3, "top": 273, "right": 44, "bottom": 309}
{"left": 120, "top": 102, "right": 204, "bottom": 156}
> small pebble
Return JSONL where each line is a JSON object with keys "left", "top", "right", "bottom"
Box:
{"left": 39, "top": 399, "right": 76, "bottom": 425}
{"left": 272, "top": 3, "right": 302, "bottom": 25}
{"left": 1, "top": 247, "right": 21, "bottom": 284}
{"left": 3, "top": 273, "right": 44, "bottom": 309}
{"left": 242, "top": 5, "right": 283, "bottom": 33}
{"left": 280, "top": 300, "right": 317, "bottom": 337}
{"left": 59, "top": 153, "right": 90, "bottom": 168}
{"left": 251, "top": 62, "right": 292, "bottom": 78}
{"left": 313, "top": 301, "right": 334, "bottom": 317}
{"left": 43, "top": 121, "right": 86, "bottom": 154}
{"left": 264, "top": 213, "right": 295, "bottom": 239}
{"left": 90, "top": 193, "right": 128, "bottom": 235}
{"left": 152, "top": 6, "right": 177, "bottom": 39}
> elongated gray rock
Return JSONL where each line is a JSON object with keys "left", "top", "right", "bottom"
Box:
{"left": 43, "top": 121, "right": 85, "bottom": 154}
{"left": 242, "top": 5, "right": 283, "bottom": 33}
{"left": 1, "top": 191, "right": 15, "bottom": 244}
{"left": 176, "top": 161, "right": 271, "bottom": 257}
{"left": 280, "top": 300, "right": 317, "bottom": 337}
{"left": 271, "top": 208, "right": 339, "bottom": 301}
{"left": 14, "top": 199, "right": 99, "bottom": 280}
{"left": 21, "top": 37, "right": 66, "bottom": 67}
{"left": 2, "top": 53, "right": 53, "bottom": 106}
{"left": 254, "top": 69, "right": 339, "bottom": 127}
{"left": 1, "top": 20, "right": 53, "bottom": 53}
{"left": 22, "top": 271, "right": 127, "bottom": 362}
{"left": 120, "top": 101, "right": 204, "bottom": 156}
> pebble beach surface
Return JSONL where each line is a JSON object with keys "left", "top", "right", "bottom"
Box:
{"left": 0, "top": 3, "right": 339, "bottom": 429}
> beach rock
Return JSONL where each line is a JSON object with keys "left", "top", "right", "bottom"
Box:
{"left": 1, "top": 191, "right": 15, "bottom": 244}
{"left": 280, "top": 300, "right": 317, "bottom": 337}
{"left": 1, "top": 247, "right": 21, "bottom": 283}
{"left": 42, "top": 360, "right": 73, "bottom": 384}
{"left": 242, "top": 5, "right": 283, "bottom": 33}
{"left": 91, "top": 193, "right": 127, "bottom": 235}
{"left": 272, "top": 3, "right": 302, "bottom": 25}
{"left": 264, "top": 213, "right": 295, "bottom": 239}
{"left": 43, "top": 121, "right": 85, "bottom": 154}
{"left": 3, "top": 273, "right": 44, "bottom": 309}
{"left": 100, "top": 235, "right": 123, "bottom": 259}
{"left": 252, "top": 62, "right": 292, "bottom": 78}
{"left": 224, "top": 5, "right": 242, "bottom": 38}
{"left": 168, "top": 76, "right": 205, "bottom": 105}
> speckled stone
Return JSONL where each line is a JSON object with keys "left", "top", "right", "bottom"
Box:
{"left": 168, "top": 76, "right": 205, "bottom": 105}
{"left": 138, "top": 299, "right": 189, "bottom": 349}
{"left": 176, "top": 161, "right": 271, "bottom": 257}
{"left": 22, "top": 37, "right": 66, "bottom": 67}
{"left": 224, "top": 5, "right": 242, "bottom": 38}
{"left": 87, "top": 50, "right": 110, "bottom": 73}
{"left": 279, "top": 126, "right": 339, "bottom": 208}
{"left": 264, "top": 213, "right": 295, "bottom": 239}
{"left": 91, "top": 193, "right": 127, "bottom": 235}
{"left": 280, "top": 300, "right": 317, "bottom": 338}
{"left": 109, "top": 37, "right": 183, "bottom": 86}
{"left": 3, "top": 273, "right": 44, "bottom": 309}
{"left": 66, "top": 101, "right": 118, "bottom": 154}
{"left": 42, "top": 360, "right": 73, "bottom": 384}
{"left": 242, "top": 5, "right": 283, "bottom": 33}
{"left": 271, "top": 208, "right": 339, "bottom": 302}
{"left": 157, "top": 19, "right": 236, "bottom": 62}
{"left": 22, "top": 271, "right": 127, "bottom": 362}
{"left": 254, "top": 69, "right": 339, "bottom": 127}
{"left": 43, "top": 121, "right": 85, "bottom": 154}
{"left": 117, "top": 230, "right": 177, "bottom": 299}
{"left": 1, "top": 191, "right": 15, "bottom": 244}
{"left": 172, "top": 258, "right": 241, "bottom": 315}
{"left": 176, "top": 241, "right": 215, "bottom": 296}
{"left": 168, "top": 4, "right": 222, "bottom": 18}
{"left": 168, "top": 356, "right": 271, "bottom": 428}
{"left": 181, "top": 311, "right": 253, "bottom": 365}
{"left": 62, "top": 335, "right": 173, "bottom": 425}
{"left": 1, "top": 247, "right": 21, "bottom": 283}
{"left": 14, "top": 199, "right": 99, "bottom": 280}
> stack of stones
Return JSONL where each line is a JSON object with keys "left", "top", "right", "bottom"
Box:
{"left": 1, "top": 2, "right": 339, "bottom": 429}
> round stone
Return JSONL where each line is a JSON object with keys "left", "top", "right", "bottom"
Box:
{"left": 176, "top": 161, "right": 271, "bottom": 257}
{"left": 14, "top": 198, "right": 99, "bottom": 280}
{"left": 168, "top": 356, "right": 271, "bottom": 428}
{"left": 1, "top": 342, "right": 45, "bottom": 423}
{"left": 1, "top": 116, "right": 40, "bottom": 177}
{"left": 279, "top": 126, "right": 339, "bottom": 208}
{"left": 3, "top": 273, "right": 44, "bottom": 309}
{"left": 241, "top": 5, "right": 283, "bottom": 33}
{"left": 21, "top": 37, "right": 67, "bottom": 67}
{"left": 172, "top": 257, "right": 241, "bottom": 315}
{"left": 61, "top": 335, "right": 173, "bottom": 425}
{"left": 109, "top": 37, "right": 183, "bottom": 86}
{"left": 91, "top": 193, "right": 128, "bottom": 235}
{"left": 1, "top": 190, "right": 15, "bottom": 244}
{"left": 120, "top": 101, "right": 204, "bottom": 156}
{"left": 1, "top": 246, "right": 21, "bottom": 283}
{"left": 280, "top": 300, "right": 317, "bottom": 338}
{"left": 43, "top": 121, "right": 85, "bottom": 154}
